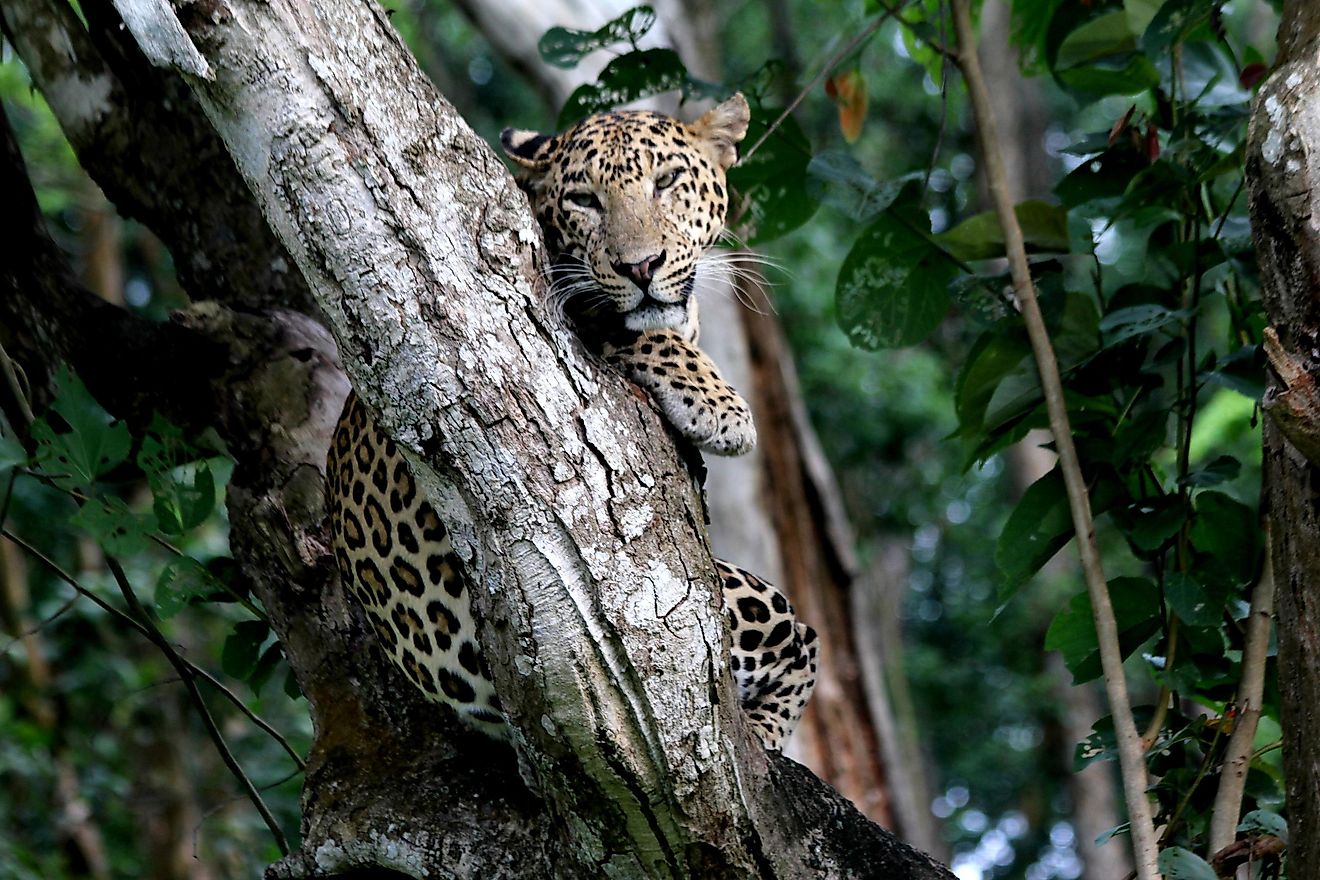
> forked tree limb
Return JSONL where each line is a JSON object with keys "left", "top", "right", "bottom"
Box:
{"left": 947, "top": 2, "right": 1161, "bottom": 878}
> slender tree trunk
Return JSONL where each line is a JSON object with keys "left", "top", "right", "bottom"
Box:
{"left": 3, "top": 0, "right": 954, "bottom": 875}
{"left": 1247, "top": 3, "right": 1320, "bottom": 877}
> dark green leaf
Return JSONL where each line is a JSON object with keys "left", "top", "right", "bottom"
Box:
{"left": 728, "top": 112, "right": 818, "bottom": 244}
{"left": 155, "top": 557, "right": 225, "bottom": 619}
{"left": 1238, "top": 809, "right": 1288, "bottom": 841}
{"left": 835, "top": 209, "right": 954, "bottom": 350}
{"left": 1139, "top": 0, "right": 1212, "bottom": 57}
{"left": 70, "top": 498, "right": 151, "bottom": 556}
{"left": 1165, "top": 572, "right": 1224, "bottom": 627}
{"left": 955, "top": 331, "right": 1033, "bottom": 440}
{"left": 0, "top": 427, "right": 27, "bottom": 474}
{"left": 557, "top": 49, "right": 719, "bottom": 128}
{"left": 805, "top": 152, "right": 915, "bottom": 223}
{"left": 1191, "top": 491, "right": 1259, "bottom": 584}
{"left": 1183, "top": 455, "right": 1241, "bottom": 488}
{"left": 538, "top": 6, "right": 656, "bottom": 69}
{"left": 938, "top": 200, "right": 1070, "bottom": 261}
{"left": 1098, "top": 304, "right": 1188, "bottom": 346}
{"left": 248, "top": 642, "right": 284, "bottom": 696}
{"left": 283, "top": 668, "right": 303, "bottom": 700}
{"left": 1156, "top": 847, "right": 1217, "bottom": 880}
{"left": 1046, "top": 577, "right": 1162, "bottom": 683}
{"left": 31, "top": 366, "right": 130, "bottom": 489}
{"left": 997, "top": 466, "right": 1120, "bottom": 595}
{"left": 222, "top": 620, "right": 271, "bottom": 680}
{"left": 1076, "top": 706, "right": 1157, "bottom": 769}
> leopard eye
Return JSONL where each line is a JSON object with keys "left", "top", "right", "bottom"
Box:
{"left": 654, "top": 168, "right": 682, "bottom": 191}
{"left": 566, "top": 191, "right": 602, "bottom": 210}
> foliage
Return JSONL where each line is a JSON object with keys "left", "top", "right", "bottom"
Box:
{"left": 0, "top": 366, "right": 306, "bottom": 876}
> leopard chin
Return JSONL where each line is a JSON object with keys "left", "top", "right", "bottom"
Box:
{"left": 624, "top": 301, "right": 690, "bottom": 333}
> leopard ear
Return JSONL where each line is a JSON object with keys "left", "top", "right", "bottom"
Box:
{"left": 500, "top": 128, "right": 558, "bottom": 172}
{"left": 691, "top": 93, "right": 750, "bottom": 170}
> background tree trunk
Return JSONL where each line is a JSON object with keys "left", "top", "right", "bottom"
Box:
{"left": 1248, "top": 3, "right": 1320, "bottom": 877}
{"left": 2, "top": 0, "right": 954, "bottom": 875}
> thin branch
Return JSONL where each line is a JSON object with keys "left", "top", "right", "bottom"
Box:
{"left": 105, "top": 556, "right": 288, "bottom": 856}
{"left": 0, "top": 527, "right": 306, "bottom": 772}
{"left": 948, "top": 2, "right": 1161, "bottom": 877}
{"left": 741, "top": 2, "right": 908, "bottom": 163}
{"left": 0, "top": 341, "right": 35, "bottom": 427}
{"left": 1208, "top": 525, "right": 1277, "bottom": 852}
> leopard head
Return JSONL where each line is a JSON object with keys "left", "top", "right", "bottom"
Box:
{"left": 501, "top": 94, "right": 749, "bottom": 335}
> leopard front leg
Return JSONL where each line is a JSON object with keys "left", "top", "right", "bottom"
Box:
{"left": 716, "top": 560, "right": 819, "bottom": 751}
{"left": 605, "top": 329, "right": 757, "bottom": 457}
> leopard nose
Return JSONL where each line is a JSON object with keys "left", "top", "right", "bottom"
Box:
{"left": 611, "top": 251, "right": 667, "bottom": 293}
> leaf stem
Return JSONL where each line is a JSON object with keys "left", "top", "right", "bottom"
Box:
{"left": 949, "top": 2, "right": 1161, "bottom": 876}
{"left": 740, "top": 2, "right": 907, "bottom": 164}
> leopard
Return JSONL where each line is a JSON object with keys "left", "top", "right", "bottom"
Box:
{"left": 326, "top": 94, "right": 818, "bottom": 751}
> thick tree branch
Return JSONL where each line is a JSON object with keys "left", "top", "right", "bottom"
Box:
{"left": 1, "top": 0, "right": 314, "bottom": 313}
{"left": 948, "top": 2, "right": 1161, "bottom": 877}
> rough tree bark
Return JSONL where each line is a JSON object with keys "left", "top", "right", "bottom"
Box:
{"left": 1247, "top": 2, "right": 1320, "bottom": 877}
{"left": 3, "top": 0, "right": 954, "bottom": 876}
{"left": 462, "top": 0, "right": 902, "bottom": 827}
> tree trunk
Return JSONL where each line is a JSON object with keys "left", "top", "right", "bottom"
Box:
{"left": 457, "top": 0, "right": 902, "bottom": 827}
{"left": 3, "top": 0, "right": 954, "bottom": 875}
{"left": 1247, "top": 3, "right": 1320, "bottom": 877}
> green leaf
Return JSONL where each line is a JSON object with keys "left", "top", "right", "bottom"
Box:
{"left": 557, "top": 49, "right": 719, "bottom": 128}
{"left": 728, "top": 111, "right": 818, "bottom": 244}
{"left": 150, "top": 462, "right": 216, "bottom": 537}
{"left": 31, "top": 366, "right": 130, "bottom": 489}
{"left": 835, "top": 209, "right": 954, "bottom": 350}
{"left": 283, "top": 668, "right": 303, "bottom": 700}
{"left": 996, "top": 466, "right": 1120, "bottom": 595}
{"left": 1046, "top": 577, "right": 1162, "bottom": 683}
{"left": 1165, "top": 572, "right": 1224, "bottom": 627}
{"left": 1183, "top": 455, "right": 1241, "bottom": 488}
{"left": 805, "top": 152, "right": 915, "bottom": 223}
{"left": 248, "top": 642, "right": 284, "bottom": 696}
{"left": 1238, "top": 809, "right": 1288, "bottom": 841}
{"left": 1098, "top": 304, "right": 1188, "bottom": 346}
{"left": 0, "top": 426, "right": 27, "bottom": 474}
{"left": 1156, "top": 847, "right": 1217, "bottom": 880}
{"left": 938, "top": 200, "right": 1070, "bottom": 261}
{"left": 1139, "top": 0, "right": 1212, "bottom": 57}
{"left": 1191, "top": 492, "right": 1259, "bottom": 585}
{"left": 70, "top": 498, "right": 151, "bottom": 556}
{"left": 155, "top": 557, "right": 225, "bottom": 619}
{"left": 955, "top": 331, "right": 1033, "bottom": 440}
{"left": 222, "top": 620, "right": 271, "bottom": 680}
{"left": 538, "top": 6, "right": 656, "bottom": 69}
{"left": 1076, "top": 706, "right": 1156, "bottom": 768}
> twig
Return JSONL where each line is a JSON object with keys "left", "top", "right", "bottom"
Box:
{"left": 1208, "top": 524, "right": 1277, "bottom": 852}
{"left": 740, "top": 2, "right": 908, "bottom": 163}
{"left": 948, "top": 2, "right": 1161, "bottom": 877}
{"left": 0, "top": 527, "right": 305, "bottom": 772}
{"left": 0, "top": 340, "right": 35, "bottom": 426}
{"left": 105, "top": 555, "right": 289, "bottom": 855}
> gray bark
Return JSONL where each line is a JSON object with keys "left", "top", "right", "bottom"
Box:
{"left": 1248, "top": 3, "right": 1320, "bottom": 877}
{"left": 0, "top": 0, "right": 954, "bottom": 875}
